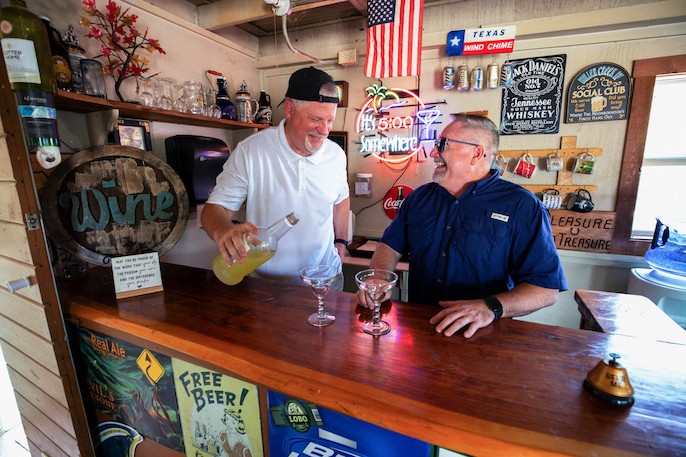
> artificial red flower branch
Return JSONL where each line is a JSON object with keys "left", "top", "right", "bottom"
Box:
{"left": 80, "top": 0, "right": 166, "bottom": 101}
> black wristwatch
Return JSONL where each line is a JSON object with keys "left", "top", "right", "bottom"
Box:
{"left": 483, "top": 295, "right": 503, "bottom": 321}
{"left": 334, "top": 238, "right": 349, "bottom": 248}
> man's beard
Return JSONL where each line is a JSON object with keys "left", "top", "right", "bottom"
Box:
{"left": 305, "top": 135, "right": 324, "bottom": 154}
{"left": 432, "top": 167, "right": 445, "bottom": 183}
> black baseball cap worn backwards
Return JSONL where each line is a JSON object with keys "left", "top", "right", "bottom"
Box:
{"left": 283, "top": 66, "right": 339, "bottom": 104}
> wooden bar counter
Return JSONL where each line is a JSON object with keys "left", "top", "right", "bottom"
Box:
{"left": 58, "top": 263, "right": 686, "bottom": 457}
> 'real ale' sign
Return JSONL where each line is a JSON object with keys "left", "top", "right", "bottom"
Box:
{"left": 42, "top": 145, "right": 189, "bottom": 266}
{"left": 549, "top": 210, "right": 616, "bottom": 253}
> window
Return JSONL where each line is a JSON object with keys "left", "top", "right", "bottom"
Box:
{"left": 631, "top": 74, "right": 686, "bottom": 238}
{"left": 612, "top": 55, "right": 686, "bottom": 256}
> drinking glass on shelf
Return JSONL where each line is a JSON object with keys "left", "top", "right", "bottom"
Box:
{"left": 172, "top": 84, "right": 186, "bottom": 112}
{"left": 355, "top": 269, "right": 398, "bottom": 336}
{"left": 300, "top": 264, "right": 338, "bottom": 327}
{"left": 184, "top": 80, "right": 204, "bottom": 115}
{"left": 205, "top": 87, "right": 222, "bottom": 118}
{"left": 154, "top": 77, "right": 174, "bottom": 110}
{"left": 80, "top": 59, "right": 106, "bottom": 98}
{"left": 139, "top": 77, "right": 155, "bottom": 107}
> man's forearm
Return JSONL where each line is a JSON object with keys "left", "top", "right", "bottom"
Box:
{"left": 369, "top": 242, "right": 402, "bottom": 271}
{"left": 200, "top": 203, "right": 238, "bottom": 243}
{"left": 495, "top": 283, "right": 558, "bottom": 318}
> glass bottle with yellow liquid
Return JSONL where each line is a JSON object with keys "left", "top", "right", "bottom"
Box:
{"left": 212, "top": 212, "right": 299, "bottom": 285}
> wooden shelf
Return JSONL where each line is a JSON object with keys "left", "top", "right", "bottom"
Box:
{"left": 55, "top": 90, "right": 269, "bottom": 131}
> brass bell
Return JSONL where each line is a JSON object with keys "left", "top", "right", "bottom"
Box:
{"left": 584, "top": 353, "right": 634, "bottom": 406}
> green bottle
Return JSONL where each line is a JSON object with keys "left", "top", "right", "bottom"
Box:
{"left": 40, "top": 15, "right": 73, "bottom": 92}
{"left": 1, "top": 0, "right": 61, "bottom": 166}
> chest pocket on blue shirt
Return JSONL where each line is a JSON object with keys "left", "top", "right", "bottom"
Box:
{"left": 406, "top": 213, "right": 438, "bottom": 247}
{"left": 453, "top": 215, "right": 511, "bottom": 269}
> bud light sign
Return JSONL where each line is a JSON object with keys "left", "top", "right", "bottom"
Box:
{"left": 383, "top": 185, "right": 413, "bottom": 220}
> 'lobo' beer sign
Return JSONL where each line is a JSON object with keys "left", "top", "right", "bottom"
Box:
{"left": 42, "top": 145, "right": 189, "bottom": 266}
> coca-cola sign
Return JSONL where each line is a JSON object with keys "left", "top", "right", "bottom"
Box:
{"left": 383, "top": 185, "right": 413, "bottom": 220}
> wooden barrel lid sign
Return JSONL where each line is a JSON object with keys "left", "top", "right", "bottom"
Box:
{"left": 42, "top": 145, "right": 189, "bottom": 266}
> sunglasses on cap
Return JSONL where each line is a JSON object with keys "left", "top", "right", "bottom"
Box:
{"left": 434, "top": 137, "right": 481, "bottom": 153}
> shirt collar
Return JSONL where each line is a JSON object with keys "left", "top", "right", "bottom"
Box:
{"left": 468, "top": 169, "right": 500, "bottom": 194}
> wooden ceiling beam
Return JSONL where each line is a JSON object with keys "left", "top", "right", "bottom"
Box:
{"left": 198, "top": 0, "right": 356, "bottom": 30}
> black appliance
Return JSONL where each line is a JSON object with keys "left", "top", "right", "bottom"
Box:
{"left": 165, "top": 135, "right": 230, "bottom": 205}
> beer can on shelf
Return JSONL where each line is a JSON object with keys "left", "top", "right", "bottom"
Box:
{"left": 470, "top": 66, "right": 483, "bottom": 91}
{"left": 442, "top": 66, "right": 455, "bottom": 90}
{"left": 500, "top": 63, "right": 514, "bottom": 88}
{"left": 457, "top": 65, "right": 470, "bottom": 91}
{"left": 487, "top": 64, "right": 499, "bottom": 89}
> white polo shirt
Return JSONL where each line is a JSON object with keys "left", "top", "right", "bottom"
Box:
{"left": 206, "top": 119, "right": 349, "bottom": 282}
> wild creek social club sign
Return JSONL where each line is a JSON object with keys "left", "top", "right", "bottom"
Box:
{"left": 355, "top": 83, "right": 441, "bottom": 163}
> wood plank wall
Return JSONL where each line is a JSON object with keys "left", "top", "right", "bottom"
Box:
{"left": 0, "top": 59, "right": 92, "bottom": 456}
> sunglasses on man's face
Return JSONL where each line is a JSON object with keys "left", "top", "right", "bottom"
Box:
{"left": 434, "top": 137, "right": 481, "bottom": 153}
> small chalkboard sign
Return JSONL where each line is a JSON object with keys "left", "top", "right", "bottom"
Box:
{"left": 566, "top": 62, "right": 631, "bottom": 123}
{"left": 112, "top": 252, "right": 163, "bottom": 299}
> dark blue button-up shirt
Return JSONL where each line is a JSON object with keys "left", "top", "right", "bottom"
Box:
{"left": 381, "top": 171, "right": 568, "bottom": 305}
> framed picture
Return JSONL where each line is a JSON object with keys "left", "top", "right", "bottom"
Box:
{"left": 110, "top": 119, "right": 152, "bottom": 151}
{"left": 334, "top": 81, "right": 349, "bottom": 107}
{"left": 328, "top": 131, "right": 347, "bottom": 153}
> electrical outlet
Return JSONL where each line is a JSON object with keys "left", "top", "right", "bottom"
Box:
{"left": 338, "top": 49, "right": 357, "bottom": 66}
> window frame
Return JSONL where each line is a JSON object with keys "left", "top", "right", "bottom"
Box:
{"left": 612, "top": 54, "right": 686, "bottom": 256}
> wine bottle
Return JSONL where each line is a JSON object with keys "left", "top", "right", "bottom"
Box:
{"left": 40, "top": 16, "right": 72, "bottom": 92}
{"left": 1, "top": 0, "right": 61, "bottom": 168}
{"left": 212, "top": 212, "right": 300, "bottom": 286}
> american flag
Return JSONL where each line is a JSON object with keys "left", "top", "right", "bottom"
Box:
{"left": 365, "top": 0, "right": 424, "bottom": 78}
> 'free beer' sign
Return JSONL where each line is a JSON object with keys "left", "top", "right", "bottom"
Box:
{"left": 447, "top": 26, "right": 516, "bottom": 56}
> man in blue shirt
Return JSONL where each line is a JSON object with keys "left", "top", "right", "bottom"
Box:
{"left": 355, "top": 115, "right": 567, "bottom": 338}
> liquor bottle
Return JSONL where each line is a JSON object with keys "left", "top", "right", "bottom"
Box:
{"left": 212, "top": 212, "right": 300, "bottom": 286}
{"left": 215, "top": 76, "right": 237, "bottom": 121}
{"left": 1, "top": 0, "right": 62, "bottom": 168}
{"left": 62, "top": 25, "right": 86, "bottom": 93}
{"left": 40, "top": 16, "right": 72, "bottom": 91}
{"left": 255, "top": 90, "right": 272, "bottom": 126}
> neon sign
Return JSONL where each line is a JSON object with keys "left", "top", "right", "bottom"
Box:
{"left": 355, "top": 84, "right": 441, "bottom": 163}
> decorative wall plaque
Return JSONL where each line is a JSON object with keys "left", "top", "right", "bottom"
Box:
{"left": 500, "top": 54, "right": 566, "bottom": 135}
{"left": 42, "top": 145, "right": 189, "bottom": 266}
{"left": 565, "top": 62, "right": 631, "bottom": 123}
